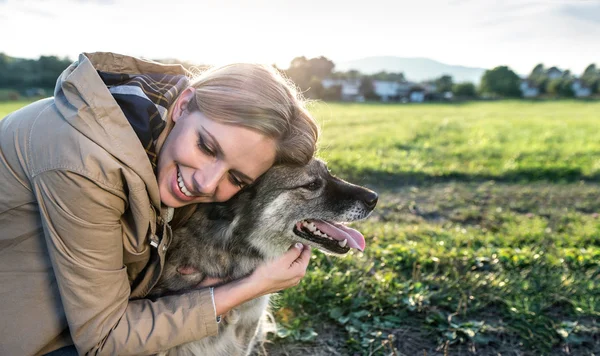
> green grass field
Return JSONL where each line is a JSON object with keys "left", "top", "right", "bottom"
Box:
{"left": 2, "top": 100, "right": 599, "bottom": 355}
{"left": 272, "top": 101, "right": 600, "bottom": 355}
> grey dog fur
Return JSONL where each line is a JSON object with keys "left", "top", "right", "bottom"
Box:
{"left": 149, "top": 159, "right": 378, "bottom": 356}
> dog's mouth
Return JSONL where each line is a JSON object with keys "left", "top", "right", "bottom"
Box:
{"left": 293, "top": 219, "right": 366, "bottom": 254}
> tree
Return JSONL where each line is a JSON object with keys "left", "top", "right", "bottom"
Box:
{"left": 434, "top": 75, "right": 454, "bottom": 93}
{"left": 547, "top": 78, "right": 574, "bottom": 97}
{"left": 452, "top": 82, "right": 476, "bottom": 98}
{"left": 480, "top": 66, "right": 521, "bottom": 98}
{"left": 305, "top": 77, "right": 324, "bottom": 99}
{"left": 0, "top": 53, "right": 71, "bottom": 90}
{"left": 359, "top": 77, "right": 378, "bottom": 100}
{"left": 371, "top": 71, "right": 405, "bottom": 82}
{"left": 528, "top": 63, "right": 548, "bottom": 93}
{"left": 581, "top": 64, "right": 599, "bottom": 94}
{"left": 285, "top": 56, "right": 335, "bottom": 93}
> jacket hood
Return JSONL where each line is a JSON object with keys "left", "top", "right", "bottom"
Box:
{"left": 53, "top": 52, "right": 190, "bottom": 209}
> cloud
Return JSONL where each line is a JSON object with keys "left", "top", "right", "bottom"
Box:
{"left": 560, "top": 2, "right": 600, "bottom": 25}
{"left": 73, "top": 0, "right": 115, "bottom": 4}
{"left": 18, "top": 5, "right": 56, "bottom": 18}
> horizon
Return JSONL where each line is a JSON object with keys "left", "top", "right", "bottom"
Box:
{"left": 1, "top": 0, "right": 599, "bottom": 76}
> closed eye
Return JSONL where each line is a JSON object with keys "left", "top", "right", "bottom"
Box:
{"left": 229, "top": 173, "right": 247, "bottom": 189}
{"left": 197, "top": 133, "right": 216, "bottom": 157}
{"left": 302, "top": 180, "right": 322, "bottom": 191}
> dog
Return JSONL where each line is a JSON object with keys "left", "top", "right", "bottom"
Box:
{"left": 149, "top": 158, "right": 378, "bottom": 355}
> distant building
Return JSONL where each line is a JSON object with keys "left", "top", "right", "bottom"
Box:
{"left": 520, "top": 80, "right": 539, "bottom": 98}
{"left": 321, "top": 78, "right": 363, "bottom": 101}
{"left": 321, "top": 78, "right": 343, "bottom": 88}
{"left": 571, "top": 80, "right": 591, "bottom": 98}
{"left": 546, "top": 67, "right": 563, "bottom": 80}
{"left": 409, "top": 85, "right": 426, "bottom": 103}
{"left": 372, "top": 80, "right": 401, "bottom": 101}
{"left": 372, "top": 80, "right": 434, "bottom": 102}
{"left": 322, "top": 78, "right": 439, "bottom": 102}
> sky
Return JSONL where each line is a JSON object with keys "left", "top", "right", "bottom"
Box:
{"left": 1, "top": 0, "right": 599, "bottom": 76}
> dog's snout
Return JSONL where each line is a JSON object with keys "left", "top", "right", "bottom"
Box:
{"left": 363, "top": 191, "right": 378, "bottom": 210}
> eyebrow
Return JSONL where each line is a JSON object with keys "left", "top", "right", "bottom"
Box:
{"left": 201, "top": 126, "right": 256, "bottom": 184}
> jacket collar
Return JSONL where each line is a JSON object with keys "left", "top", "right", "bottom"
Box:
{"left": 53, "top": 52, "right": 190, "bottom": 210}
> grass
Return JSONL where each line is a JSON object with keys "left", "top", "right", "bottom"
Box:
{"left": 0, "top": 100, "right": 38, "bottom": 116}
{"left": 269, "top": 101, "right": 600, "bottom": 355}
{"left": 2, "top": 100, "right": 599, "bottom": 355}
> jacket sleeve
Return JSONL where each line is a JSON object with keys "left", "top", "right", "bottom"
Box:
{"left": 32, "top": 169, "right": 219, "bottom": 355}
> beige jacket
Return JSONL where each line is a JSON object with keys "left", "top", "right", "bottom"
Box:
{"left": 0, "top": 52, "right": 218, "bottom": 355}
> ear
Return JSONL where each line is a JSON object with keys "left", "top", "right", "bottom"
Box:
{"left": 171, "top": 87, "right": 196, "bottom": 123}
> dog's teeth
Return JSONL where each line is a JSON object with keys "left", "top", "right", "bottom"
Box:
{"left": 301, "top": 221, "right": 310, "bottom": 227}
{"left": 339, "top": 239, "right": 348, "bottom": 247}
{"left": 308, "top": 223, "right": 317, "bottom": 232}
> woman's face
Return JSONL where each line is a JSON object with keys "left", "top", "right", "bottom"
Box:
{"left": 157, "top": 91, "right": 277, "bottom": 208}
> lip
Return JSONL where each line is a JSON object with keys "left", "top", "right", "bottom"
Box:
{"left": 171, "top": 165, "right": 196, "bottom": 202}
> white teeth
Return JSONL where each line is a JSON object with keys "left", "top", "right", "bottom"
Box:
{"left": 177, "top": 170, "right": 193, "bottom": 197}
{"left": 301, "top": 221, "right": 318, "bottom": 232}
{"left": 299, "top": 220, "right": 331, "bottom": 239}
{"left": 338, "top": 239, "right": 348, "bottom": 247}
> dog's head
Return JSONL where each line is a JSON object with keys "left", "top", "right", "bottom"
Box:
{"left": 222, "top": 159, "right": 378, "bottom": 257}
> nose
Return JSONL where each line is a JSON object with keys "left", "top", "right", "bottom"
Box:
{"left": 192, "top": 163, "right": 226, "bottom": 196}
{"left": 363, "top": 190, "right": 378, "bottom": 210}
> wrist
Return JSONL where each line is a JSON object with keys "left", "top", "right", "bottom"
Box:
{"left": 212, "top": 275, "right": 263, "bottom": 316}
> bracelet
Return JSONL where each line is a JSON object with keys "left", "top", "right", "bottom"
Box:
{"left": 209, "top": 287, "right": 222, "bottom": 323}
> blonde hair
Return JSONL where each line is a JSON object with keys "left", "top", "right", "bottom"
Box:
{"left": 186, "top": 63, "right": 319, "bottom": 166}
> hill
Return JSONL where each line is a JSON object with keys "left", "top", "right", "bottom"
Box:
{"left": 335, "top": 56, "right": 486, "bottom": 83}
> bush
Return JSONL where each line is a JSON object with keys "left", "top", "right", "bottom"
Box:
{"left": 0, "top": 89, "right": 21, "bottom": 101}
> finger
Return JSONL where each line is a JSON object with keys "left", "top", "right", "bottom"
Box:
{"left": 298, "top": 245, "right": 312, "bottom": 267}
{"left": 290, "top": 245, "right": 311, "bottom": 269}
{"left": 281, "top": 242, "right": 304, "bottom": 262}
{"left": 300, "top": 245, "right": 312, "bottom": 266}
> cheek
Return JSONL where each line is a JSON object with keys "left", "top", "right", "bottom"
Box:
{"left": 215, "top": 184, "right": 240, "bottom": 202}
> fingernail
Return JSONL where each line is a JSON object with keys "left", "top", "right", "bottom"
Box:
{"left": 295, "top": 242, "right": 304, "bottom": 249}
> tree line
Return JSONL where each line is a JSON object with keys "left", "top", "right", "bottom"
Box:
{"left": 1, "top": 53, "right": 598, "bottom": 101}
{"left": 281, "top": 56, "right": 599, "bottom": 100}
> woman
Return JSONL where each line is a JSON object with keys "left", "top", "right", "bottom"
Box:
{"left": 0, "top": 52, "right": 318, "bottom": 355}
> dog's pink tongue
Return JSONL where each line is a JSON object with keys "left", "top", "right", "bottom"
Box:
{"left": 313, "top": 220, "right": 366, "bottom": 251}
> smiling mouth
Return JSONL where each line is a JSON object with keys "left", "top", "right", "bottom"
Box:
{"left": 176, "top": 166, "right": 194, "bottom": 198}
{"left": 292, "top": 219, "right": 366, "bottom": 254}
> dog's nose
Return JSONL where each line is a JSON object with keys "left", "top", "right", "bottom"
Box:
{"left": 363, "top": 191, "right": 378, "bottom": 210}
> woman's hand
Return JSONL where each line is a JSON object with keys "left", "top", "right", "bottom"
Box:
{"left": 249, "top": 243, "right": 312, "bottom": 295}
{"left": 211, "top": 243, "right": 311, "bottom": 317}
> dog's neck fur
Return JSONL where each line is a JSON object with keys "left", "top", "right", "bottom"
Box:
{"left": 169, "top": 188, "right": 289, "bottom": 282}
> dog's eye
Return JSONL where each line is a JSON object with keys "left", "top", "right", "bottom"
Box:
{"left": 302, "top": 180, "right": 321, "bottom": 191}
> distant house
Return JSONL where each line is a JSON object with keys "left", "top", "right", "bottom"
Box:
{"left": 340, "top": 79, "right": 362, "bottom": 101}
{"left": 546, "top": 67, "right": 563, "bottom": 80}
{"left": 409, "top": 85, "right": 426, "bottom": 103}
{"left": 322, "top": 77, "right": 439, "bottom": 102}
{"left": 372, "top": 80, "right": 434, "bottom": 102}
{"left": 520, "top": 80, "right": 539, "bottom": 98}
{"left": 396, "top": 82, "right": 413, "bottom": 98}
{"left": 571, "top": 80, "right": 591, "bottom": 98}
{"left": 321, "top": 78, "right": 363, "bottom": 101}
{"left": 321, "top": 78, "right": 343, "bottom": 89}
{"left": 372, "top": 80, "right": 401, "bottom": 101}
